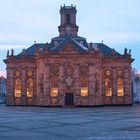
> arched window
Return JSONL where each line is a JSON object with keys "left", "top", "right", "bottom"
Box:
{"left": 26, "top": 71, "right": 33, "bottom": 97}
{"left": 66, "top": 14, "right": 71, "bottom": 24}
{"left": 105, "top": 78, "right": 112, "bottom": 96}
{"left": 14, "top": 78, "right": 21, "bottom": 97}
{"left": 117, "top": 78, "right": 124, "bottom": 96}
{"left": 27, "top": 78, "right": 33, "bottom": 97}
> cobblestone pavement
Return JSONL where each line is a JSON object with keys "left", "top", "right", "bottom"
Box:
{"left": 0, "top": 105, "right": 140, "bottom": 140}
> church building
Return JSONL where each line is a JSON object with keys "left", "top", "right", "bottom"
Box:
{"left": 4, "top": 5, "right": 134, "bottom": 106}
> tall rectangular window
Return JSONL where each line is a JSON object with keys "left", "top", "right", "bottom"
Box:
{"left": 117, "top": 78, "right": 124, "bottom": 96}
{"left": 105, "top": 78, "right": 112, "bottom": 96}
{"left": 27, "top": 78, "right": 33, "bottom": 97}
{"left": 14, "top": 78, "right": 21, "bottom": 97}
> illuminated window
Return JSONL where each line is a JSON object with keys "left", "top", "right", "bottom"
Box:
{"left": 26, "top": 78, "right": 33, "bottom": 97}
{"left": 51, "top": 88, "right": 58, "bottom": 97}
{"left": 117, "top": 78, "right": 124, "bottom": 96}
{"left": 105, "top": 78, "right": 112, "bottom": 96}
{"left": 81, "top": 87, "right": 88, "bottom": 97}
{"left": 14, "top": 78, "right": 21, "bottom": 97}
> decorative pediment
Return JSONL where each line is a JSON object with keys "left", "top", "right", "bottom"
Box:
{"left": 50, "top": 64, "right": 59, "bottom": 75}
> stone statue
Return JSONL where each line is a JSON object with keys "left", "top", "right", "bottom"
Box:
{"left": 129, "top": 49, "right": 131, "bottom": 55}
{"left": 7, "top": 50, "right": 9, "bottom": 57}
{"left": 11, "top": 49, "right": 14, "bottom": 56}
{"left": 124, "top": 48, "right": 127, "bottom": 55}
{"left": 65, "top": 76, "right": 74, "bottom": 87}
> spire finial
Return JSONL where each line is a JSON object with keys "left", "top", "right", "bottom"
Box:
{"left": 11, "top": 49, "right": 14, "bottom": 56}
{"left": 7, "top": 50, "right": 9, "bottom": 57}
{"left": 129, "top": 49, "right": 131, "bottom": 55}
{"left": 124, "top": 48, "right": 128, "bottom": 55}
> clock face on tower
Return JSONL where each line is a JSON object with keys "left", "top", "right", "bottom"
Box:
{"left": 66, "top": 26, "right": 71, "bottom": 33}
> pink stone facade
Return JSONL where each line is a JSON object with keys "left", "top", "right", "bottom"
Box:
{"left": 4, "top": 5, "right": 133, "bottom": 107}
{"left": 4, "top": 46, "right": 133, "bottom": 106}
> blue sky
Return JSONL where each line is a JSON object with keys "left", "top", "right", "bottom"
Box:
{"left": 0, "top": 0, "right": 140, "bottom": 77}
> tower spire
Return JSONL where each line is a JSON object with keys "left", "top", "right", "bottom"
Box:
{"left": 58, "top": 5, "right": 79, "bottom": 36}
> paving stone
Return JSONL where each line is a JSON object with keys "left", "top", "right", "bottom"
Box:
{"left": 0, "top": 105, "right": 140, "bottom": 139}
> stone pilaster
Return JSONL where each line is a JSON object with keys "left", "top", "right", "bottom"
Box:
{"left": 59, "top": 64, "right": 64, "bottom": 106}
{"left": 36, "top": 59, "right": 45, "bottom": 106}
{"left": 124, "top": 67, "right": 132, "bottom": 104}
{"left": 112, "top": 67, "right": 117, "bottom": 104}
{"left": 74, "top": 64, "right": 80, "bottom": 106}
{"left": 6, "top": 67, "right": 15, "bottom": 105}
{"left": 112, "top": 67, "right": 117, "bottom": 96}
{"left": 21, "top": 68, "right": 27, "bottom": 105}
{"left": 44, "top": 63, "right": 50, "bottom": 105}
{"left": 89, "top": 64, "right": 95, "bottom": 105}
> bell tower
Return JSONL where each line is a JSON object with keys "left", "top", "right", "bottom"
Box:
{"left": 58, "top": 5, "right": 79, "bottom": 36}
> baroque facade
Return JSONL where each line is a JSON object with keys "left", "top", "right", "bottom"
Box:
{"left": 4, "top": 5, "right": 133, "bottom": 106}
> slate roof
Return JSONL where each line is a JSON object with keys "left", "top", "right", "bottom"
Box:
{"left": 16, "top": 34, "right": 122, "bottom": 58}
{"left": 16, "top": 43, "right": 46, "bottom": 58}
{"left": 93, "top": 43, "right": 121, "bottom": 56}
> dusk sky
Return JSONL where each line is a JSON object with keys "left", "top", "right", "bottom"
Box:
{"left": 0, "top": 0, "right": 140, "bottom": 77}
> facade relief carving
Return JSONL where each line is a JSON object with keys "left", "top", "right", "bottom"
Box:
{"left": 65, "top": 64, "right": 74, "bottom": 76}
{"left": 79, "top": 65, "right": 89, "bottom": 76}
{"left": 65, "top": 76, "right": 74, "bottom": 88}
{"left": 64, "top": 64, "right": 74, "bottom": 88}
{"left": 50, "top": 64, "right": 59, "bottom": 76}
{"left": 94, "top": 73, "right": 100, "bottom": 96}
{"left": 63, "top": 43, "right": 76, "bottom": 52}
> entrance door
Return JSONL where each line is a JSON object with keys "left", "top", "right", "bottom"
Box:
{"left": 65, "top": 93, "right": 74, "bottom": 106}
